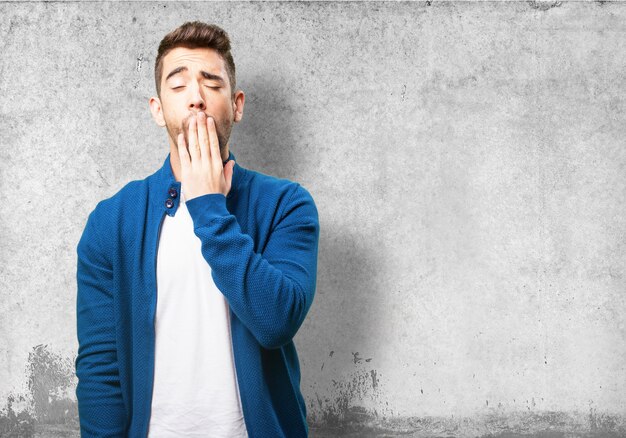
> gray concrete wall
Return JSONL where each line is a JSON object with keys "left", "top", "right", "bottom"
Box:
{"left": 1, "top": 1, "right": 625, "bottom": 436}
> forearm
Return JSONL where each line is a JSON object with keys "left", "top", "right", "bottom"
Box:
{"left": 75, "top": 355, "right": 126, "bottom": 437}
{"left": 186, "top": 188, "right": 320, "bottom": 350}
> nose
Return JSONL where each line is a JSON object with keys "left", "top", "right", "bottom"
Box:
{"left": 188, "top": 81, "right": 206, "bottom": 112}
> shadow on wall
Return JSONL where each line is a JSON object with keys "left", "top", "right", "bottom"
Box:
{"left": 240, "top": 68, "right": 397, "bottom": 433}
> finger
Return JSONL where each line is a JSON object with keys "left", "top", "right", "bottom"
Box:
{"left": 188, "top": 115, "right": 200, "bottom": 164}
{"left": 221, "top": 159, "right": 235, "bottom": 197}
{"left": 207, "top": 116, "right": 221, "bottom": 171}
{"left": 177, "top": 132, "right": 190, "bottom": 168}
{"left": 197, "top": 111, "right": 210, "bottom": 167}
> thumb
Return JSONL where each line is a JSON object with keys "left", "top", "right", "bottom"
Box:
{"left": 224, "top": 159, "right": 235, "bottom": 185}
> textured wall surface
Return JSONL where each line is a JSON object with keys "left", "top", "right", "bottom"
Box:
{"left": 1, "top": 1, "right": 625, "bottom": 437}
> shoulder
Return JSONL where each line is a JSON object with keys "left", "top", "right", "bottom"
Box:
{"left": 242, "top": 167, "right": 318, "bottom": 226}
{"left": 244, "top": 165, "right": 316, "bottom": 204}
{"left": 92, "top": 178, "right": 146, "bottom": 220}
{"left": 79, "top": 178, "right": 148, "bottom": 250}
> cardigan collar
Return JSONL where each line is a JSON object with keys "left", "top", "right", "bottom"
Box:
{"left": 150, "top": 149, "right": 243, "bottom": 216}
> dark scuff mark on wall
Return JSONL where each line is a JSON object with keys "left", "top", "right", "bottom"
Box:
{"left": 133, "top": 53, "right": 144, "bottom": 89}
{"left": 370, "top": 369, "right": 378, "bottom": 390}
{"left": 351, "top": 351, "right": 372, "bottom": 365}
{"left": 351, "top": 351, "right": 362, "bottom": 364}
{"left": 527, "top": 1, "right": 563, "bottom": 11}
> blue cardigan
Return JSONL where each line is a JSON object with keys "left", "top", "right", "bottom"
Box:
{"left": 75, "top": 150, "right": 320, "bottom": 437}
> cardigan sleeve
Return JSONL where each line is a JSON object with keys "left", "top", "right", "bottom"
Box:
{"left": 185, "top": 183, "right": 320, "bottom": 350}
{"left": 75, "top": 209, "right": 127, "bottom": 437}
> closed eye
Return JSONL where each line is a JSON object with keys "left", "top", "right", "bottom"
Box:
{"left": 172, "top": 86, "right": 219, "bottom": 90}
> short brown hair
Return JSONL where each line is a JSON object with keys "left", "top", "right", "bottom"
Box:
{"left": 154, "top": 21, "right": 237, "bottom": 99}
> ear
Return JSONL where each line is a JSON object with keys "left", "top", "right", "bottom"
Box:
{"left": 232, "top": 90, "right": 245, "bottom": 123}
{"left": 149, "top": 96, "right": 166, "bottom": 127}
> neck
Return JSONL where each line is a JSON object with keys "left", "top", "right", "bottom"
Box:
{"left": 169, "top": 142, "right": 230, "bottom": 183}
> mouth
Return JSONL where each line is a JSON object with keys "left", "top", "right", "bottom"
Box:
{"left": 184, "top": 112, "right": 212, "bottom": 124}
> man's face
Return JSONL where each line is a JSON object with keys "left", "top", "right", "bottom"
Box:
{"left": 157, "top": 47, "right": 235, "bottom": 156}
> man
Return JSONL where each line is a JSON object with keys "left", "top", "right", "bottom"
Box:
{"left": 75, "top": 21, "right": 320, "bottom": 437}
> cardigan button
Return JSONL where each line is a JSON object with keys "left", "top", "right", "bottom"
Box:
{"left": 168, "top": 188, "right": 178, "bottom": 198}
{"left": 165, "top": 198, "right": 174, "bottom": 208}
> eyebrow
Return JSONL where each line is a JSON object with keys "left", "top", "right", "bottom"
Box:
{"left": 165, "top": 66, "right": 225, "bottom": 84}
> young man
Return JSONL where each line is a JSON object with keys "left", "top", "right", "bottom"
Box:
{"left": 75, "top": 21, "right": 320, "bottom": 437}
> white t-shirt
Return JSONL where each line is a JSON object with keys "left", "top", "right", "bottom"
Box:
{"left": 148, "top": 187, "right": 248, "bottom": 437}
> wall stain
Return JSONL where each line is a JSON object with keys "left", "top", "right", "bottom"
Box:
{"left": 27, "top": 344, "right": 76, "bottom": 424}
{"left": 307, "top": 354, "right": 625, "bottom": 436}
{"left": 0, "top": 393, "right": 35, "bottom": 437}
{"left": 0, "top": 345, "right": 623, "bottom": 436}
{"left": 310, "top": 367, "right": 386, "bottom": 428}
{"left": 309, "top": 409, "right": 626, "bottom": 437}
{"left": 0, "top": 345, "right": 78, "bottom": 436}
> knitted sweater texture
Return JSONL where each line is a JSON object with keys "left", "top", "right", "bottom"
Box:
{"left": 75, "top": 150, "right": 320, "bottom": 437}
